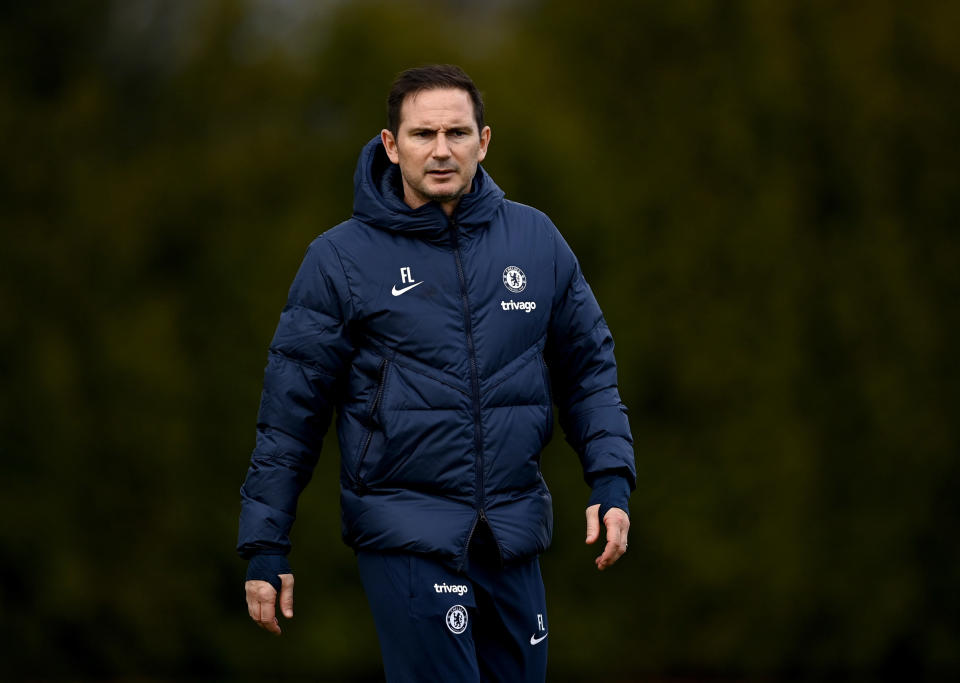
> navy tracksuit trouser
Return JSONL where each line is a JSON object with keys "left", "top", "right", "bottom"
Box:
{"left": 357, "top": 524, "right": 549, "bottom": 682}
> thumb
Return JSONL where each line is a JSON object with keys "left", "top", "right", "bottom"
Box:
{"left": 585, "top": 504, "right": 601, "bottom": 544}
{"left": 278, "top": 573, "right": 294, "bottom": 619}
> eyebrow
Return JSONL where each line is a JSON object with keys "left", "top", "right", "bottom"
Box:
{"left": 407, "top": 125, "right": 472, "bottom": 133}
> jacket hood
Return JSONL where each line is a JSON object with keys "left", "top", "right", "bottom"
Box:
{"left": 352, "top": 136, "right": 505, "bottom": 238}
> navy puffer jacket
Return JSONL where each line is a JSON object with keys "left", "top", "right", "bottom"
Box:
{"left": 238, "top": 137, "right": 635, "bottom": 570}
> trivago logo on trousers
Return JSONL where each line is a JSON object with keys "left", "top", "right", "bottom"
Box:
{"left": 434, "top": 582, "right": 469, "bottom": 596}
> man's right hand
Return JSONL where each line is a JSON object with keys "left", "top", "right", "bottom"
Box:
{"left": 245, "top": 573, "right": 294, "bottom": 635}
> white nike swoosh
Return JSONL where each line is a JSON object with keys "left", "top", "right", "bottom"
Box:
{"left": 391, "top": 281, "right": 424, "bottom": 296}
{"left": 529, "top": 632, "right": 548, "bottom": 645}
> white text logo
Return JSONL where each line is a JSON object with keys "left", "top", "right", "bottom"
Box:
{"left": 501, "top": 300, "right": 537, "bottom": 313}
{"left": 530, "top": 613, "right": 547, "bottom": 645}
{"left": 392, "top": 266, "right": 424, "bottom": 296}
{"left": 434, "top": 582, "right": 469, "bottom": 596}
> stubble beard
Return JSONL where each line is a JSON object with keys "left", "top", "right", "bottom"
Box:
{"left": 424, "top": 186, "right": 466, "bottom": 204}
{"left": 407, "top": 173, "right": 470, "bottom": 207}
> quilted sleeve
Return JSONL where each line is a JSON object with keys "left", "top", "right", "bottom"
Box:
{"left": 545, "top": 226, "right": 637, "bottom": 493}
{"left": 237, "top": 236, "right": 355, "bottom": 559}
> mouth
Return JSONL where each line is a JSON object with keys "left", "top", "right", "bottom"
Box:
{"left": 427, "top": 169, "right": 456, "bottom": 179}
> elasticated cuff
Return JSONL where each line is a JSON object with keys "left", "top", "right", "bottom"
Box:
{"left": 588, "top": 474, "right": 632, "bottom": 522}
{"left": 245, "top": 554, "right": 292, "bottom": 593}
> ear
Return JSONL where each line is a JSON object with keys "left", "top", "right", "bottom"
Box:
{"left": 477, "top": 126, "right": 491, "bottom": 163}
{"left": 381, "top": 129, "right": 400, "bottom": 164}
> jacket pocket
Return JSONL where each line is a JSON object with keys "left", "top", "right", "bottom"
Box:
{"left": 538, "top": 351, "right": 554, "bottom": 443}
{"left": 354, "top": 358, "right": 390, "bottom": 488}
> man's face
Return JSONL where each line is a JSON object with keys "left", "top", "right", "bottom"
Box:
{"left": 381, "top": 88, "right": 491, "bottom": 216}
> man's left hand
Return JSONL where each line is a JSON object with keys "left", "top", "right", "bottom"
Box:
{"left": 585, "top": 504, "right": 629, "bottom": 571}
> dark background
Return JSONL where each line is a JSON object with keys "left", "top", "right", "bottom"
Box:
{"left": 2, "top": 0, "right": 958, "bottom": 680}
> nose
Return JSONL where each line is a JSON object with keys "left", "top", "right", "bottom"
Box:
{"left": 433, "top": 133, "right": 451, "bottom": 158}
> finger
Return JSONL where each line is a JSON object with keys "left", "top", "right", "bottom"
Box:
{"left": 258, "top": 593, "right": 277, "bottom": 624}
{"left": 245, "top": 580, "right": 275, "bottom": 621}
{"left": 244, "top": 580, "right": 283, "bottom": 635}
{"left": 585, "top": 504, "right": 601, "bottom": 544}
{"left": 279, "top": 573, "right": 295, "bottom": 619}
{"left": 596, "top": 511, "right": 629, "bottom": 570}
{"left": 606, "top": 509, "right": 629, "bottom": 553}
{"left": 256, "top": 601, "right": 281, "bottom": 635}
{"left": 257, "top": 615, "right": 281, "bottom": 635}
{"left": 253, "top": 590, "right": 280, "bottom": 635}
{"left": 595, "top": 537, "right": 624, "bottom": 570}
{"left": 595, "top": 521, "right": 622, "bottom": 569}
{"left": 247, "top": 600, "right": 280, "bottom": 635}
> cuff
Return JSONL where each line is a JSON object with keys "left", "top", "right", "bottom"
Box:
{"left": 245, "top": 554, "right": 292, "bottom": 593}
{"left": 588, "top": 474, "right": 631, "bottom": 522}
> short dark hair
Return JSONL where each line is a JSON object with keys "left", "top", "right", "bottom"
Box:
{"left": 386, "top": 64, "right": 485, "bottom": 137}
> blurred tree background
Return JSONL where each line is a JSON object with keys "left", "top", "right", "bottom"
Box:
{"left": 1, "top": 0, "right": 958, "bottom": 680}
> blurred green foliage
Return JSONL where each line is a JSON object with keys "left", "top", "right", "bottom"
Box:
{"left": 1, "top": 0, "right": 958, "bottom": 679}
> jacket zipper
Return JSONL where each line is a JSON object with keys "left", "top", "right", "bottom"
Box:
{"left": 448, "top": 219, "right": 500, "bottom": 568}
{"left": 355, "top": 358, "right": 389, "bottom": 489}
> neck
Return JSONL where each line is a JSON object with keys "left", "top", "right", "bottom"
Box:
{"left": 400, "top": 189, "right": 466, "bottom": 217}
{"left": 439, "top": 199, "right": 459, "bottom": 216}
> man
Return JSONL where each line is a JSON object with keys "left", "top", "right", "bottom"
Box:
{"left": 238, "top": 64, "right": 635, "bottom": 682}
